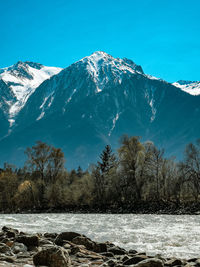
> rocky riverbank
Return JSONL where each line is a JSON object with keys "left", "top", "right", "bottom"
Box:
{"left": 0, "top": 226, "right": 199, "bottom": 267}
{"left": 1, "top": 202, "right": 200, "bottom": 215}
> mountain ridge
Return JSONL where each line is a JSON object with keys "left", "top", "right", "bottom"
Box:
{"left": 0, "top": 51, "right": 199, "bottom": 168}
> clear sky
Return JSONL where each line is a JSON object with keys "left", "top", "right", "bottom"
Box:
{"left": 1, "top": 0, "right": 200, "bottom": 82}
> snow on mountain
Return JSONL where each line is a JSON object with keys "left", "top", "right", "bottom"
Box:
{"left": 0, "top": 61, "right": 62, "bottom": 125}
{"left": 173, "top": 80, "right": 200, "bottom": 96}
{"left": 78, "top": 51, "right": 144, "bottom": 92}
{"left": 1, "top": 51, "right": 200, "bottom": 168}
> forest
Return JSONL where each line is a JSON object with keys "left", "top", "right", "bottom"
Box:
{"left": 0, "top": 135, "right": 200, "bottom": 213}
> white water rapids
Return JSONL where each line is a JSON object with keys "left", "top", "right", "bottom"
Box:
{"left": 0, "top": 213, "right": 199, "bottom": 259}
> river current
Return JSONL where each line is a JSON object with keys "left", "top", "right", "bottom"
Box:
{"left": 0, "top": 213, "right": 199, "bottom": 259}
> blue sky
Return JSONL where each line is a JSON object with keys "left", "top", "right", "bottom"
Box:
{"left": 0, "top": 0, "right": 200, "bottom": 82}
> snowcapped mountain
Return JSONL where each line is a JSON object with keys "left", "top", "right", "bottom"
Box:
{"left": 0, "top": 51, "right": 200, "bottom": 168}
{"left": 0, "top": 61, "right": 62, "bottom": 127}
{"left": 173, "top": 80, "right": 200, "bottom": 95}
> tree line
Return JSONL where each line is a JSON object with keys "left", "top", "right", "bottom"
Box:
{"left": 0, "top": 136, "right": 200, "bottom": 213}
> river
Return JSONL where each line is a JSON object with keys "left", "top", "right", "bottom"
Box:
{"left": 0, "top": 213, "right": 199, "bottom": 259}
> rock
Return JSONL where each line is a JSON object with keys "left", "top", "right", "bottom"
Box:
{"left": 5, "top": 241, "right": 14, "bottom": 248}
{"left": 134, "top": 258, "right": 164, "bottom": 267}
{"left": 107, "top": 246, "right": 127, "bottom": 255}
{"left": 55, "top": 232, "right": 82, "bottom": 245}
{"left": 0, "top": 255, "right": 15, "bottom": 263}
{"left": 0, "top": 243, "right": 13, "bottom": 256}
{"left": 165, "top": 259, "right": 182, "bottom": 266}
{"left": 33, "top": 246, "right": 71, "bottom": 267}
{"left": 72, "top": 236, "right": 94, "bottom": 250}
{"left": 95, "top": 243, "right": 107, "bottom": 253}
{"left": 129, "top": 249, "right": 138, "bottom": 254}
{"left": 11, "top": 242, "right": 27, "bottom": 254}
{"left": 43, "top": 232, "right": 58, "bottom": 239}
{"left": 39, "top": 238, "right": 54, "bottom": 246}
{"left": 16, "top": 235, "right": 39, "bottom": 247}
{"left": 121, "top": 255, "right": 130, "bottom": 262}
{"left": 184, "top": 263, "right": 195, "bottom": 267}
{"left": 106, "top": 258, "right": 118, "bottom": 266}
{"left": 72, "top": 236, "right": 107, "bottom": 253}
{"left": 2, "top": 227, "right": 18, "bottom": 239}
{"left": 101, "top": 252, "right": 115, "bottom": 258}
{"left": 2, "top": 226, "right": 18, "bottom": 234}
{"left": 123, "top": 255, "right": 148, "bottom": 265}
{"left": 188, "top": 258, "right": 198, "bottom": 263}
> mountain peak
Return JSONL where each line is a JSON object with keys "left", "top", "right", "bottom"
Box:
{"left": 91, "top": 51, "right": 111, "bottom": 57}
{"left": 0, "top": 61, "right": 62, "bottom": 122}
{"left": 81, "top": 51, "right": 113, "bottom": 63}
{"left": 75, "top": 51, "right": 145, "bottom": 93}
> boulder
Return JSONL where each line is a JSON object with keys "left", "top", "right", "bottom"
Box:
{"left": 101, "top": 252, "right": 115, "bottom": 258}
{"left": 55, "top": 232, "right": 82, "bottom": 245}
{"left": 0, "top": 255, "right": 15, "bottom": 263}
{"left": 129, "top": 249, "right": 138, "bottom": 255}
{"left": 95, "top": 242, "right": 107, "bottom": 253}
{"left": 133, "top": 258, "right": 163, "bottom": 267}
{"left": 0, "top": 243, "right": 13, "bottom": 256}
{"left": 195, "top": 259, "right": 200, "bottom": 265}
{"left": 2, "top": 227, "right": 18, "bottom": 239}
{"left": 188, "top": 258, "right": 198, "bottom": 263}
{"left": 123, "top": 255, "right": 148, "bottom": 265}
{"left": 44, "top": 233, "right": 58, "bottom": 239}
{"left": 39, "top": 238, "right": 54, "bottom": 246}
{"left": 165, "top": 258, "right": 182, "bottom": 266}
{"left": 107, "top": 246, "right": 127, "bottom": 255}
{"left": 33, "top": 246, "right": 71, "bottom": 267}
{"left": 16, "top": 235, "right": 39, "bottom": 247}
{"left": 72, "top": 236, "right": 94, "bottom": 250}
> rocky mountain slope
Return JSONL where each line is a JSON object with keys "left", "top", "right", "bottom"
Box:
{"left": 0, "top": 61, "right": 62, "bottom": 130}
{"left": 0, "top": 52, "right": 199, "bottom": 168}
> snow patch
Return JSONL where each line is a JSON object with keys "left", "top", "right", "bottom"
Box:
{"left": 36, "top": 111, "right": 45, "bottom": 121}
{"left": 66, "top": 89, "right": 77, "bottom": 104}
{"left": 145, "top": 87, "right": 157, "bottom": 122}
{"left": 173, "top": 81, "right": 200, "bottom": 96}
{"left": 109, "top": 113, "right": 120, "bottom": 136}
{"left": 145, "top": 74, "right": 161, "bottom": 81}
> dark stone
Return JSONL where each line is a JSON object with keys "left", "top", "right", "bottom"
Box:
{"left": 0, "top": 243, "right": 13, "bottom": 255}
{"left": 33, "top": 246, "right": 71, "bottom": 267}
{"left": 129, "top": 249, "right": 138, "bottom": 254}
{"left": 101, "top": 252, "right": 115, "bottom": 258}
{"left": 0, "top": 255, "right": 15, "bottom": 263}
{"left": 121, "top": 255, "right": 130, "bottom": 262}
{"left": 188, "top": 259, "right": 198, "bottom": 262}
{"left": 2, "top": 226, "right": 18, "bottom": 234}
{"left": 94, "top": 242, "right": 108, "bottom": 253}
{"left": 16, "top": 235, "right": 39, "bottom": 247}
{"left": 106, "top": 258, "right": 117, "bottom": 267}
{"left": 55, "top": 232, "right": 82, "bottom": 245}
{"left": 72, "top": 236, "right": 94, "bottom": 250}
{"left": 134, "top": 258, "right": 164, "bottom": 267}
{"left": 124, "top": 255, "right": 148, "bottom": 265}
{"left": 165, "top": 259, "right": 182, "bottom": 266}
{"left": 2, "top": 227, "right": 18, "bottom": 239}
{"left": 108, "top": 246, "right": 127, "bottom": 255}
{"left": 44, "top": 232, "right": 58, "bottom": 239}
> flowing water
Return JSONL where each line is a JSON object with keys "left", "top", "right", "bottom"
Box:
{"left": 0, "top": 213, "right": 199, "bottom": 259}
